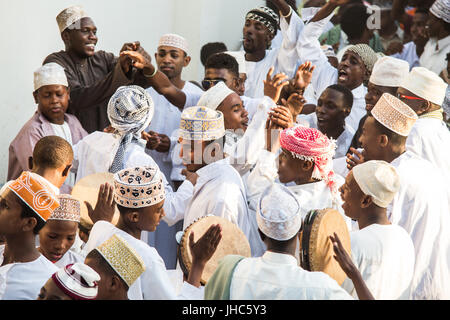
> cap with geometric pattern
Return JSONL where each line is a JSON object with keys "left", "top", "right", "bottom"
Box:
{"left": 49, "top": 194, "right": 81, "bottom": 222}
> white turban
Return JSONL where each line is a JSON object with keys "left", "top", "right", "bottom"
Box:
{"left": 353, "top": 160, "right": 400, "bottom": 208}
{"left": 370, "top": 56, "right": 410, "bottom": 87}
{"left": 158, "top": 33, "right": 189, "bottom": 55}
{"left": 256, "top": 184, "right": 302, "bottom": 241}
{"left": 430, "top": 0, "right": 450, "bottom": 23}
{"left": 400, "top": 67, "right": 448, "bottom": 106}
{"left": 34, "top": 63, "right": 68, "bottom": 91}
{"left": 52, "top": 263, "right": 100, "bottom": 300}
{"left": 197, "top": 81, "right": 235, "bottom": 110}
{"left": 225, "top": 51, "right": 246, "bottom": 74}
{"left": 56, "top": 5, "right": 90, "bottom": 33}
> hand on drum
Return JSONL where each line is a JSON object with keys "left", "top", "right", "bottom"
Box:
{"left": 86, "top": 182, "right": 116, "bottom": 224}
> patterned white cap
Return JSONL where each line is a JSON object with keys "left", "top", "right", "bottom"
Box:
{"left": 353, "top": 160, "right": 400, "bottom": 208}
{"left": 49, "top": 194, "right": 81, "bottom": 223}
{"left": 179, "top": 106, "right": 225, "bottom": 141}
{"left": 114, "top": 166, "right": 165, "bottom": 208}
{"left": 256, "top": 184, "right": 302, "bottom": 241}
{"left": 34, "top": 63, "right": 68, "bottom": 91}
{"left": 400, "top": 67, "right": 448, "bottom": 106}
{"left": 158, "top": 33, "right": 189, "bottom": 55}
{"left": 371, "top": 93, "right": 418, "bottom": 136}
{"left": 56, "top": 5, "right": 90, "bottom": 33}
{"left": 430, "top": 0, "right": 450, "bottom": 23}
{"left": 197, "top": 81, "right": 235, "bottom": 111}
{"left": 95, "top": 234, "right": 145, "bottom": 288}
{"left": 225, "top": 51, "right": 246, "bottom": 74}
{"left": 52, "top": 263, "right": 100, "bottom": 300}
{"left": 370, "top": 56, "right": 410, "bottom": 87}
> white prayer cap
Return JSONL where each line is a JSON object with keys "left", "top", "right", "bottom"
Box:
{"left": 353, "top": 160, "right": 400, "bottom": 208}
{"left": 51, "top": 263, "right": 100, "bottom": 300}
{"left": 197, "top": 81, "right": 235, "bottom": 111}
{"left": 369, "top": 56, "right": 410, "bottom": 87}
{"left": 56, "top": 5, "right": 90, "bottom": 33}
{"left": 225, "top": 51, "right": 246, "bottom": 74}
{"left": 49, "top": 194, "right": 80, "bottom": 223}
{"left": 179, "top": 106, "right": 225, "bottom": 141}
{"left": 371, "top": 93, "right": 418, "bottom": 136}
{"left": 256, "top": 184, "right": 302, "bottom": 241}
{"left": 158, "top": 33, "right": 189, "bottom": 55}
{"left": 400, "top": 67, "right": 448, "bottom": 106}
{"left": 430, "top": 0, "right": 450, "bottom": 23}
{"left": 34, "top": 63, "right": 68, "bottom": 92}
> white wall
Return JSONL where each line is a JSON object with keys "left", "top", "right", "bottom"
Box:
{"left": 0, "top": 0, "right": 261, "bottom": 183}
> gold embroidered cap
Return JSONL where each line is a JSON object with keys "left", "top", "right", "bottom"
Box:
{"left": 371, "top": 93, "right": 418, "bottom": 136}
{"left": 179, "top": 106, "right": 225, "bottom": 141}
{"left": 95, "top": 234, "right": 145, "bottom": 288}
{"left": 50, "top": 194, "right": 81, "bottom": 222}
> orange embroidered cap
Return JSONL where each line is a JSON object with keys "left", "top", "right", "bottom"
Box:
{"left": 8, "top": 171, "right": 60, "bottom": 221}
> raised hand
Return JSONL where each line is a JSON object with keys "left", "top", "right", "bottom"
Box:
{"left": 283, "top": 92, "right": 306, "bottom": 115}
{"left": 189, "top": 224, "right": 222, "bottom": 265}
{"left": 346, "top": 147, "right": 365, "bottom": 170}
{"left": 85, "top": 182, "right": 116, "bottom": 224}
{"left": 181, "top": 169, "right": 199, "bottom": 186}
{"left": 293, "top": 61, "right": 315, "bottom": 92}
{"left": 329, "top": 232, "right": 356, "bottom": 278}
{"left": 269, "top": 105, "right": 295, "bottom": 129}
{"left": 263, "top": 66, "right": 289, "bottom": 103}
{"left": 120, "top": 50, "right": 153, "bottom": 71}
{"left": 265, "top": 117, "right": 282, "bottom": 153}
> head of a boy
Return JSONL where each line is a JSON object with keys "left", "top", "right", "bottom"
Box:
{"left": 33, "top": 63, "right": 70, "bottom": 125}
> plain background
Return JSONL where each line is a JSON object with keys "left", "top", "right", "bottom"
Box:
{"left": 0, "top": 0, "right": 268, "bottom": 183}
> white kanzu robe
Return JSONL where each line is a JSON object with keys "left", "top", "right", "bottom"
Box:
{"left": 388, "top": 151, "right": 450, "bottom": 300}
{"left": 342, "top": 224, "right": 415, "bottom": 300}
{"left": 230, "top": 251, "right": 353, "bottom": 300}
{"left": 83, "top": 221, "right": 203, "bottom": 300}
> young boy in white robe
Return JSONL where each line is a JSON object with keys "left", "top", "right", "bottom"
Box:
{"left": 355, "top": 93, "right": 450, "bottom": 299}
{"left": 85, "top": 234, "right": 145, "bottom": 300}
{"left": 38, "top": 194, "right": 84, "bottom": 268}
{"left": 0, "top": 171, "right": 59, "bottom": 300}
{"left": 37, "top": 263, "right": 99, "bottom": 300}
{"left": 83, "top": 166, "right": 222, "bottom": 300}
{"left": 339, "top": 160, "right": 415, "bottom": 299}
{"left": 204, "top": 183, "right": 374, "bottom": 300}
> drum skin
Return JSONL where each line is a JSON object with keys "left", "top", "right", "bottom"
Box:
{"left": 299, "top": 208, "right": 351, "bottom": 285}
{"left": 179, "top": 215, "right": 251, "bottom": 285}
{"left": 71, "top": 172, "right": 120, "bottom": 225}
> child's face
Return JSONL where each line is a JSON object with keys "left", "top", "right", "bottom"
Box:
{"left": 38, "top": 220, "right": 78, "bottom": 262}
{"left": 316, "top": 88, "right": 349, "bottom": 132}
{"left": 0, "top": 189, "right": 26, "bottom": 236}
{"left": 138, "top": 200, "right": 165, "bottom": 232}
{"left": 35, "top": 85, "right": 69, "bottom": 125}
{"left": 277, "top": 148, "right": 305, "bottom": 184}
{"left": 37, "top": 278, "right": 72, "bottom": 300}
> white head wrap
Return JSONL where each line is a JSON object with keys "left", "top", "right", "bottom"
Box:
{"left": 400, "top": 67, "right": 448, "bottom": 106}
{"left": 34, "top": 63, "right": 68, "bottom": 91}
{"left": 56, "top": 5, "right": 90, "bottom": 33}
{"left": 430, "top": 0, "right": 450, "bottom": 23}
{"left": 256, "top": 184, "right": 302, "bottom": 241}
{"left": 225, "top": 51, "right": 246, "bottom": 74}
{"left": 370, "top": 56, "right": 410, "bottom": 87}
{"left": 353, "top": 160, "right": 400, "bottom": 208}
{"left": 158, "top": 33, "right": 189, "bottom": 55}
{"left": 51, "top": 263, "right": 100, "bottom": 300}
{"left": 197, "top": 81, "right": 235, "bottom": 111}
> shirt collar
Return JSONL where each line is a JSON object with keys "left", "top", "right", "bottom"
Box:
{"left": 262, "top": 251, "right": 298, "bottom": 266}
{"left": 351, "top": 84, "right": 366, "bottom": 99}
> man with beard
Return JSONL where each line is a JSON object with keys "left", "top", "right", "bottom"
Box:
{"left": 44, "top": 5, "right": 150, "bottom": 133}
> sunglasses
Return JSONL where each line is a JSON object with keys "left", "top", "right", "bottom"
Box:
{"left": 201, "top": 78, "right": 225, "bottom": 90}
{"left": 397, "top": 93, "right": 425, "bottom": 101}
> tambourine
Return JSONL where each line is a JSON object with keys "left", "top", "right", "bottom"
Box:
{"left": 299, "top": 208, "right": 351, "bottom": 285}
{"left": 71, "top": 172, "right": 120, "bottom": 225}
{"left": 177, "top": 215, "right": 251, "bottom": 285}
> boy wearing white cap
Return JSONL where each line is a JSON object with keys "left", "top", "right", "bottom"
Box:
{"left": 339, "top": 160, "right": 415, "bottom": 299}
{"left": 397, "top": 67, "right": 450, "bottom": 180}
{"left": 7, "top": 63, "right": 87, "bottom": 188}
{"left": 205, "top": 184, "right": 373, "bottom": 300}
{"left": 357, "top": 93, "right": 450, "bottom": 299}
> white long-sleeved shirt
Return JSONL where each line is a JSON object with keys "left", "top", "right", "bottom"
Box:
{"left": 230, "top": 251, "right": 353, "bottom": 300}
{"left": 419, "top": 36, "right": 450, "bottom": 75}
{"left": 83, "top": 221, "right": 203, "bottom": 300}
{"left": 342, "top": 224, "right": 415, "bottom": 300}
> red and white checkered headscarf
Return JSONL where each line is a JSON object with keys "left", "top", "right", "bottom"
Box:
{"left": 280, "top": 126, "right": 337, "bottom": 194}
